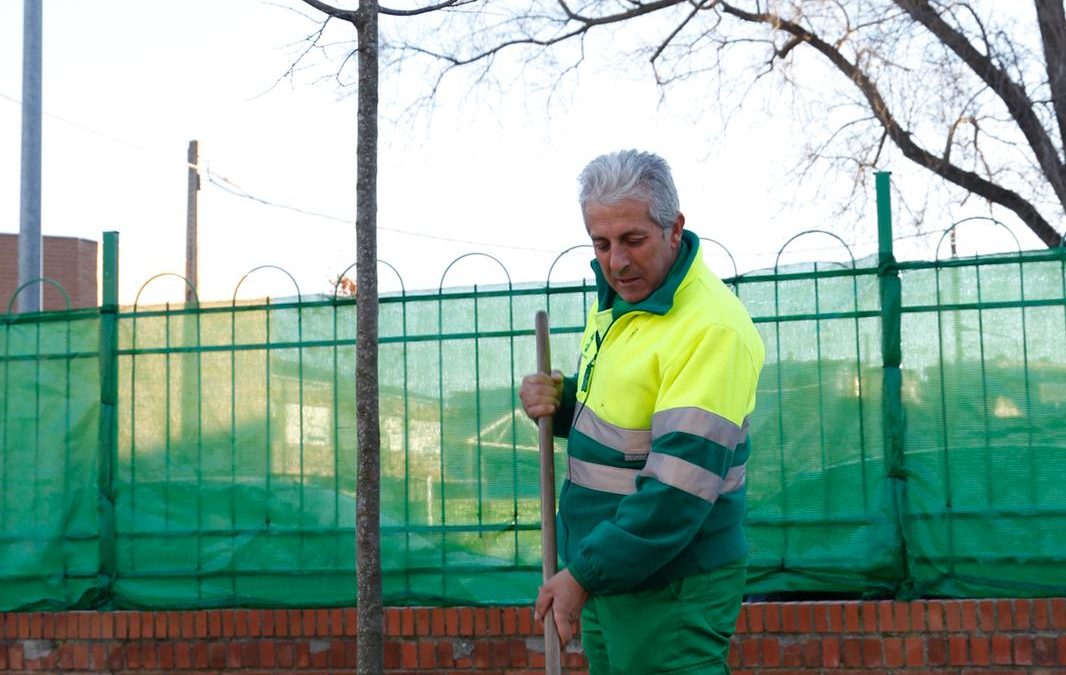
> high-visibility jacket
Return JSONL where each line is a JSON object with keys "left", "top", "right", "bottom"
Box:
{"left": 552, "top": 230, "right": 765, "bottom": 595}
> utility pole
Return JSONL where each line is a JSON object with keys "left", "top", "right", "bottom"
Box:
{"left": 185, "top": 140, "right": 199, "bottom": 304}
{"left": 18, "top": 0, "right": 43, "bottom": 313}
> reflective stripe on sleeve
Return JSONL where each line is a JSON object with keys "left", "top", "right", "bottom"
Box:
{"left": 573, "top": 403, "right": 651, "bottom": 459}
{"left": 651, "top": 407, "right": 750, "bottom": 451}
{"left": 639, "top": 453, "right": 747, "bottom": 503}
{"left": 568, "top": 457, "right": 638, "bottom": 495}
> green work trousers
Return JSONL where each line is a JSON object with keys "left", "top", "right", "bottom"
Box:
{"left": 579, "top": 562, "right": 746, "bottom": 675}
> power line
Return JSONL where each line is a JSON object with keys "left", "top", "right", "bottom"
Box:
{"left": 204, "top": 167, "right": 560, "bottom": 253}
{"left": 0, "top": 90, "right": 150, "bottom": 152}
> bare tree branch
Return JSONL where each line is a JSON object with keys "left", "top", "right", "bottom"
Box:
{"left": 894, "top": 0, "right": 1066, "bottom": 209}
{"left": 719, "top": 0, "right": 1063, "bottom": 247}
{"left": 1035, "top": 0, "right": 1066, "bottom": 161}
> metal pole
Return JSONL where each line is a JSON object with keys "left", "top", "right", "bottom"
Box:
{"left": 185, "top": 140, "right": 199, "bottom": 305}
{"left": 18, "top": 0, "right": 43, "bottom": 314}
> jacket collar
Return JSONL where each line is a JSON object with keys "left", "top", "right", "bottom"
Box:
{"left": 591, "top": 229, "right": 699, "bottom": 319}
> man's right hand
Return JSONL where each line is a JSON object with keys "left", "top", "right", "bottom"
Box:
{"left": 519, "top": 370, "right": 564, "bottom": 419}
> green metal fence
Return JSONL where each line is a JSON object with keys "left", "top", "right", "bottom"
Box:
{"left": 2, "top": 174, "right": 1065, "bottom": 610}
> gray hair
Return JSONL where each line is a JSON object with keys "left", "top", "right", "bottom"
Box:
{"left": 578, "top": 150, "right": 681, "bottom": 230}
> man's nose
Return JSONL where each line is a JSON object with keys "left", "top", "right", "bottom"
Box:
{"left": 610, "top": 248, "right": 629, "bottom": 272}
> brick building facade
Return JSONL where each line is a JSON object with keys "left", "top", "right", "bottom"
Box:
{"left": 0, "top": 233, "right": 98, "bottom": 312}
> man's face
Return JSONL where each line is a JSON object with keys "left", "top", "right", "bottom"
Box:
{"left": 585, "top": 198, "right": 685, "bottom": 304}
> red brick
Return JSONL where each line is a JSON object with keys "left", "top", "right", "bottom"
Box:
{"left": 764, "top": 604, "right": 781, "bottom": 632}
{"left": 910, "top": 601, "right": 926, "bottom": 631}
{"left": 781, "top": 641, "right": 803, "bottom": 667}
{"left": 928, "top": 637, "right": 947, "bottom": 666}
{"left": 472, "top": 640, "right": 492, "bottom": 668}
{"left": 992, "top": 635, "right": 1012, "bottom": 665}
{"left": 400, "top": 641, "right": 417, "bottom": 669}
{"left": 289, "top": 609, "right": 303, "bottom": 636}
{"left": 431, "top": 608, "right": 447, "bottom": 635}
{"left": 345, "top": 608, "right": 359, "bottom": 637}
{"left": 211, "top": 610, "right": 224, "bottom": 637}
{"left": 905, "top": 637, "right": 924, "bottom": 667}
{"left": 812, "top": 603, "right": 829, "bottom": 632}
{"left": 747, "top": 605, "right": 764, "bottom": 633}
{"left": 971, "top": 635, "right": 990, "bottom": 665}
{"left": 782, "top": 604, "right": 800, "bottom": 632}
{"left": 316, "top": 609, "right": 329, "bottom": 635}
{"left": 488, "top": 607, "right": 502, "bottom": 634}
{"left": 842, "top": 638, "right": 862, "bottom": 667}
{"left": 844, "top": 603, "right": 860, "bottom": 632}
{"left": 193, "top": 642, "right": 209, "bottom": 668}
{"left": 262, "top": 609, "right": 276, "bottom": 637}
{"left": 459, "top": 607, "right": 474, "bottom": 635}
{"left": 884, "top": 637, "right": 903, "bottom": 667}
{"left": 510, "top": 638, "right": 529, "bottom": 666}
{"left": 386, "top": 608, "right": 400, "bottom": 636}
{"left": 438, "top": 639, "right": 456, "bottom": 668}
{"left": 728, "top": 643, "right": 741, "bottom": 667}
{"left": 945, "top": 601, "right": 962, "bottom": 631}
{"left": 209, "top": 642, "right": 227, "bottom": 669}
{"left": 73, "top": 643, "right": 90, "bottom": 670}
{"left": 175, "top": 642, "right": 192, "bottom": 669}
{"left": 878, "top": 601, "right": 893, "bottom": 631}
{"left": 502, "top": 607, "right": 517, "bottom": 634}
{"left": 384, "top": 640, "right": 401, "bottom": 668}
{"left": 959, "top": 599, "right": 976, "bottom": 632}
{"left": 1014, "top": 636, "right": 1032, "bottom": 665}
{"left": 154, "top": 611, "right": 166, "bottom": 638}
{"left": 17, "top": 613, "right": 30, "bottom": 638}
{"left": 517, "top": 607, "right": 533, "bottom": 635}
{"left": 493, "top": 639, "right": 510, "bottom": 665}
{"left": 949, "top": 636, "right": 968, "bottom": 665}
{"left": 327, "top": 608, "right": 341, "bottom": 636}
{"left": 979, "top": 600, "right": 996, "bottom": 631}
{"left": 802, "top": 637, "right": 821, "bottom": 666}
{"left": 927, "top": 602, "right": 944, "bottom": 631}
{"left": 222, "top": 610, "right": 235, "bottom": 637}
{"left": 1033, "top": 599, "right": 1050, "bottom": 629}
{"left": 80, "top": 612, "right": 93, "bottom": 638}
{"left": 416, "top": 608, "right": 431, "bottom": 635}
{"left": 892, "top": 602, "right": 909, "bottom": 632}
{"left": 1058, "top": 635, "right": 1066, "bottom": 665}
{"left": 863, "top": 604, "right": 878, "bottom": 632}
{"left": 1033, "top": 636, "right": 1056, "bottom": 666}
{"left": 863, "top": 638, "right": 882, "bottom": 667}
{"left": 259, "top": 641, "right": 276, "bottom": 668}
{"left": 741, "top": 636, "right": 760, "bottom": 666}
{"left": 158, "top": 642, "right": 175, "bottom": 670}
{"left": 997, "top": 600, "right": 1014, "bottom": 630}
{"left": 40, "top": 612, "right": 54, "bottom": 639}
{"left": 242, "top": 641, "right": 260, "bottom": 667}
{"left": 750, "top": 638, "right": 774, "bottom": 667}
{"left": 829, "top": 603, "right": 843, "bottom": 631}
{"left": 277, "top": 641, "right": 295, "bottom": 669}
{"left": 194, "top": 610, "right": 208, "bottom": 637}
{"left": 474, "top": 608, "right": 489, "bottom": 635}
{"left": 1014, "top": 601, "right": 1031, "bottom": 631}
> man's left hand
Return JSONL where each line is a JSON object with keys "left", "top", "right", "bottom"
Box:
{"left": 534, "top": 568, "right": 589, "bottom": 647}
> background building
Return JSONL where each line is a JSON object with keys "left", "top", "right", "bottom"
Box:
{"left": 0, "top": 233, "right": 97, "bottom": 311}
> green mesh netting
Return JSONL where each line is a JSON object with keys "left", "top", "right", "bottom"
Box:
{"left": 1, "top": 250, "right": 1065, "bottom": 611}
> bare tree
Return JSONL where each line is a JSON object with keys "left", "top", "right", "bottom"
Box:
{"left": 298, "top": 1, "right": 383, "bottom": 672}
{"left": 366, "top": 0, "right": 1065, "bottom": 247}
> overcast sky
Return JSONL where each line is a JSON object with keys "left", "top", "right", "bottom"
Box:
{"left": 0, "top": 1, "right": 1045, "bottom": 306}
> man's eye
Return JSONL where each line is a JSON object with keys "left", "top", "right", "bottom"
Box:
{"left": 624, "top": 237, "right": 645, "bottom": 246}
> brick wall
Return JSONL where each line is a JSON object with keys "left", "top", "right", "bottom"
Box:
{"left": 1, "top": 599, "right": 1064, "bottom": 673}
{"left": 0, "top": 233, "right": 98, "bottom": 311}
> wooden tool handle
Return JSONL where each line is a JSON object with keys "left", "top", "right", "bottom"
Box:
{"left": 535, "top": 310, "right": 562, "bottom": 675}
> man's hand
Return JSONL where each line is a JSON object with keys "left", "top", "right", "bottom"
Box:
{"left": 533, "top": 568, "right": 589, "bottom": 647}
{"left": 519, "top": 370, "right": 564, "bottom": 419}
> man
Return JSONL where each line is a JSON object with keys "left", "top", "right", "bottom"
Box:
{"left": 520, "top": 150, "right": 764, "bottom": 674}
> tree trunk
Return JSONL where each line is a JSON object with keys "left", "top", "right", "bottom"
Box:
{"left": 354, "top": 0, "right": 382, "bottom": 670}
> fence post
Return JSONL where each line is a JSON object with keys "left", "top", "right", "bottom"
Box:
{"left": 96, "top": 231, "right": 119, "bottom": 606}
{"left": 876, "top": 173, "right": 909, "bottom": 593}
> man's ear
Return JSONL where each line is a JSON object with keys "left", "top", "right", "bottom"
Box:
{"left": 670, "top": 213, "right": 685, "bottom": 248}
